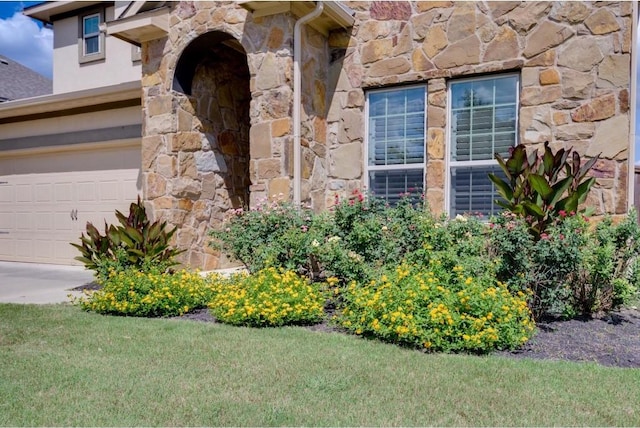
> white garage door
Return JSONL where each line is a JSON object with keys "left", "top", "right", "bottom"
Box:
{"left": 0, "top": 144, "right": 141, "bottom": 265}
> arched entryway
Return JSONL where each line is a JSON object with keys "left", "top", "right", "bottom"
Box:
{"left": 169, "top": 31, "right": 251, "bottom": 267}
{"left": 173, "top": 32, "right": 251, "bottom": 212}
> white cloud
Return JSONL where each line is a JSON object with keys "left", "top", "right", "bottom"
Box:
{"left": 0, "top": 12, "right": 52, "bottom": 79}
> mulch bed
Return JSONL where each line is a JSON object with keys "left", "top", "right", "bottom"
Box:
{"left": 74, "top": 281, "right": 640, "bottom": 368}
{"left": 177, "top": 306, "right": 640, "bottom": 368}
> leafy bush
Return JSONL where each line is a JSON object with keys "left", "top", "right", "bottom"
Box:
{"left": 71, "top": 197, "right": 183, "bottom": 281}
{"left": 73, "top": 268, "right": 212, "bottom": 317}
{"left": 337, "top": 262, "right": 534, "bottom": 353}
{"left": 210, "top": 201, "right": 320, "bottom": 275}
{"left": 212, "top": 191, "right": 430, "bottom": 284}
{"left": 489, "top": 142, "right": 598, "bottom": 239}
{"left": 490, "top": 211, "right": 640, "bottom": 319}
{"left": 208, "top": 267, "right": 326, "bottom": 327}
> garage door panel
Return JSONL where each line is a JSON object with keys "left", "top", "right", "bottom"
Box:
{"left": 15, "top": 184, "right": 32, "bottom": 202}
{"left": 0, "top": 144, "right": 141, "bottom": 264}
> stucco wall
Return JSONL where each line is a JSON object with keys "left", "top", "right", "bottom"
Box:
{"left": 52, "top": 5, "right": 141, "bottom": 94}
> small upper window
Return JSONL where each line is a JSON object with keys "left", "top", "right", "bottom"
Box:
{"left": 83, "top": 14, "right": 100, "bottom": 55}
{"left": 78, "top": 10, "right": 105, "bottom": 63}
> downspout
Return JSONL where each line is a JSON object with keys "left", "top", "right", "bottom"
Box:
{"left": 628, "top": 1, "right": 638, "bottom": 211}
{"left": 293, "top": 1, "right": 324, "bottom": 207}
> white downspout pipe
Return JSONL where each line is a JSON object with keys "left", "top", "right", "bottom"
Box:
{"left": 293, "top": 1, "right": 324, "bottom": 207}
{"left": 628, "top": 1, "right": 638, "bottom": 211}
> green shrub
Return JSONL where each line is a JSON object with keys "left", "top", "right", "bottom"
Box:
{"left": 73, "top": 268, "right": 212, "bottom": 317}
{"left": 490, "top": 211, "right": 640, "bottom": 319}
{"left": 337, "top": 262, "right": 534, "bottom": 353}
{"left": 71, "top": 197, "right": 183, "bottom": 282}
{"left": 209, "top": 201, "right": 319, "bottom": 276}
{"left": 208, "top": 267, "right": 326, "bottom": 327}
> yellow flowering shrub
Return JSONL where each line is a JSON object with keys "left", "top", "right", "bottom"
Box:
{"left": 208, "top": 267, "right": 325, "bottom": 327}
{"left": 73, "top": 268, "right": 213, "bottom": 317}
{"left": 337, "top": 262, "right": 535, "bottom": 353}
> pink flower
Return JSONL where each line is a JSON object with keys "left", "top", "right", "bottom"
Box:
{"left": 540, "top": 233, "right": 549, "bottom": 240}
{"left": 301, "top": 225, "right": 308, "bottom": 232}
{"left": 559, "top": 210, "right": 567, "bottom": 218}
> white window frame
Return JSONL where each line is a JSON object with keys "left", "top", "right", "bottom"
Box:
{"left": 364, "top": 84, "right": 427, "bottom": 201}
{"left": 82, "top": 13, "right": 101, "bottom": 56}
{"left": 78, "top": 9, "right": 105, "bottom": 64}
{"left": 445, "top": 73, "right": 520, "bottom": 217}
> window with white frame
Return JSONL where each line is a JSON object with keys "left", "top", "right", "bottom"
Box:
{"left": 366, "top": 86, "right": 426, "bottom": 204}
{"left": 78, "top": 9, "right": 105, "bottom": 63}
{"left": 447, "top": 74, "right": 519, "bottom": 217}
{"left": 83, "top": 14, "right": 100, "bottom": 55}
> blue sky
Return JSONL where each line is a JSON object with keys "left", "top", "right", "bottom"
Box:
{"left": 0, "top": 1, "right": 51, "bottom": 78}
{"left": 0, "top": 1, "right": 640, "bottom": 163}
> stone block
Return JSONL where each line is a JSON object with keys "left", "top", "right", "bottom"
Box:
{"left": 597, "top": 55, "right": 631, "bottom": 88}
{"left": 483, "top": 26, "right": 518, "bottom": 62}
{"left": 585, "top": 8, "right": 620, "bottom": 35}
{"left": 426, "top": 160, "right": 444, "bottom": 188}
{"left": 147, "top": 95, "right": 173, "bottom": 117}
{"left": 422, "top": 25, "right": 448, "bottom": 59}
{"left": 619, "top": 89, "right": 629, "bottom": 113}
{"left": 195, "top": 151, "right": 228, "bottom": 173}
{"left": 561, "top": 69, "right": 594, "bottom": 99}
{"left": 427, "top": 128, "right": 445, "bottom": 159}
{"left": 269, "top": 177, "right": 290, "bottom": 199}
{"left": 141, "top": 135, "right": 164, "bottom": 170}
{"left": 146, "top": 113, "right": 175, "bottom": 135}
{"left": 330, "top": 143, "right": 361, "bottom": 179}
{"left": 425, "top": 188, "right": 444, "bottom": 215}
{"left": 539, "top": 69, "right": 560, "bottom": 85}
{"left": 256, "top": 158, "right": 282, "bottom": 179}
{"left": 447, "top": 4, "right": 476, "bottom": 43}
{"left": 271, "top": 118, "right": 290, "bottom": 137}
{"left": 370, "top": 1, "right": 412, "bottom": 20}
{"left": 169, "top": 132, "right": 203, "bottom": 152}
{"left": 427, "top": 106, "right": 446, "bottom": 128}
{"left": 144, "top": 173, "right": 167, "bottom": 199}
{"left": 558, "top": 38, "right": 603, "bottom": 72}
{"left": 156, "top": 154, "right": 176, "bottom": 178}
{"left": 179, "top": 152, "right": 197, "bottom": 178}
{"left": 520, "top": 86, "right": 562, "bottom": 106}
{"left": 551, "top": 1, "right": 590, "bottom": 24}
{"left": 172, "top": 177, "right": 201, "bottom": 199}
{"left": 588, "top": 115, "right": 629, "bottom": 159}
{"left": 571, "top": 94, "right": 616, "bottom": 123}
{"left": 433, "top": 35, "right": 480, "bottom": 68}
{"left": 525, "top": 50, "right": 556, "bottom": 67}
{"left": 506, "top": 1, "right": 552, "bottom": 34}
{"left": 369, "top": 57, "right": 411, "bottom": 78}
{"left": 250, "top": 122, "right": 272, "bottom": 159}
{"left": 523, "top": 21, "right": 573, "bottom": 59}
{"left": 555, "top": 123, "right": 595, "bottom": 141}
{"left": 361, "top": 39, "right": 393, "bottom": 64}
{"left": 412, "top": 48, "right": 435, "bottom": 72}
{"left": 256, "top": 53, "right": 281, "bottom": 91}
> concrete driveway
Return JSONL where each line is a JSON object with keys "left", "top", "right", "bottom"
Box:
{"left": 0, "top": 261, "right": 94, "bottom": 304}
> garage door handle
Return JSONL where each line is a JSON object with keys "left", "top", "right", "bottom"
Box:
{"left": 70, "top": 209, "right": 78, "bottom": 221}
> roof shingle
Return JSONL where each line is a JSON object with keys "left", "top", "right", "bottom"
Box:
{"left": 0, "top": 54, "right": 52, "bottom": 102}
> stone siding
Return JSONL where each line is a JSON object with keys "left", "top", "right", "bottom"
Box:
{"left": 140, "top": 1, "right": 633, "bottom": 269}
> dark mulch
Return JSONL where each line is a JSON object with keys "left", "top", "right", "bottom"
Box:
{"left": 177, "top": 307, "right": 640, "bottom": 368}
{"left": 74, "top": 281, "right": 640, "bottom": 368}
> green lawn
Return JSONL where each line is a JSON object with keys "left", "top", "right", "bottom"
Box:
{"left": 1, "top": 304, "right": 638, "bottom": 427}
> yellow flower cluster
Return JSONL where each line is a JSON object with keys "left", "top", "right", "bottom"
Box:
{"left": 72, "top": 269, "right": 213, "bottom": 317}
{"left": 338, "top": 262, "right": 535, "bottom": 353}
{"left": 208, "top": 267, "right": 325, "bottom": 327}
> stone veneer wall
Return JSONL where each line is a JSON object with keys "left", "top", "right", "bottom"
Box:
{"left": 325, "top": 1, "right": 633, "bottom": 216}
{"left": 141, "top": 2, "right": 297, "bottom": 269}
{"left": 140, "top": 1, "right": 634, "bottom": 269}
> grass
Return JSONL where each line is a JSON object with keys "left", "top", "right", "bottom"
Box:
{"left": 1, "top": 304, "right": 639, "bottom": 426}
